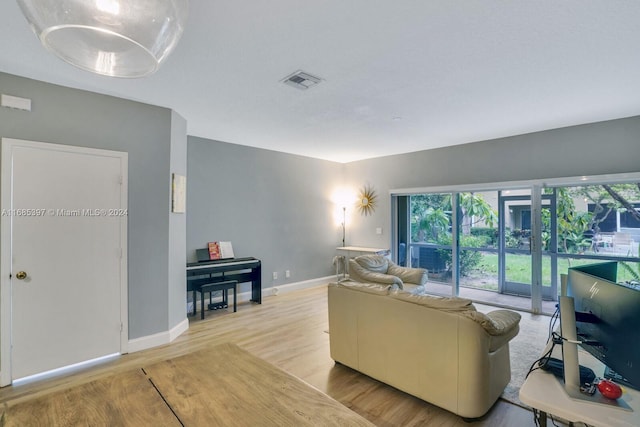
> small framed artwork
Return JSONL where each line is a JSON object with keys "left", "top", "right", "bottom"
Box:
{"left": 172, "top": 173, "right": 186, "bottom": 213}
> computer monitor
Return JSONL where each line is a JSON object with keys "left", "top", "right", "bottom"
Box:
{"left": 566, "top": 262, "right": 640, "bottom": 390}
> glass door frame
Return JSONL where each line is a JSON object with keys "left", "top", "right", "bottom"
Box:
{"left": 498, "top": 188, "right": 557, "bottom": 312}
{"left": 402, "top": 192, "right": 458, "bottom": 296}
{"left": 391, "top": 171, "right": 640, "bottom": 315}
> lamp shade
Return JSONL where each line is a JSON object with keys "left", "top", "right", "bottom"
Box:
{"left": 16, "top": 0, "right": 189, "bottom": 78}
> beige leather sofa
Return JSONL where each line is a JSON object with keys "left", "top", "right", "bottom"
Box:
{"left": 328, "top": 281, "right": 521, "bottom": 418}
{"left": 348, "top": 254, "right": 427, "bottom": 289}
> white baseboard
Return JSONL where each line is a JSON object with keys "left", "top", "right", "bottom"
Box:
{"left": 127, "top": 317, "right": 189, "bottom": 353}
{"left": 169, "top": 317, "right": 189, "bottom": 342}
{"left": 128, "top": 276, "right": 332, "bottom": 354}
{"left": 193, "top": 275, "right": 332, "bottom": 302}
{"left": 265, "top": 275, "right": 333, "bottom": 296}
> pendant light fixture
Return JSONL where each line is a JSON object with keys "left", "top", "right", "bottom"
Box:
{"left": 16, "top": 0, "right": 189, "bottom": 78}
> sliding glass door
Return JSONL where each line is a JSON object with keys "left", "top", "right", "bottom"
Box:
{"left": 499, "top": 190, "right": 557, "bottom": 301}
{"left": 393, "top": 175, "right": 640, "bottom": 314}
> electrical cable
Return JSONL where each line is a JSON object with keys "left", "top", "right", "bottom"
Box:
{"left": 525, "top": 341, "right": 557, "bottom": 380}
{"left": 547, "top": 305, "right": 560, "bottom": 344}
{"left": 551, "top": 330, "right": 583, "bottom": 345}
{"left": 531, "top": 307, "right": 596, "bottom": 427}
{"left": 548, "top": 413, "right": 562, "bottom": 427}
{"left": 532, "top": 408, "right": 541, "bottom": 427}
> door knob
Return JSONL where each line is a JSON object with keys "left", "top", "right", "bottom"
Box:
{"left": 15, "top": 271, "right": 27, "bottom": 280}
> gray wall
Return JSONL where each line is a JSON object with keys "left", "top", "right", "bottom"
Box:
{"left": 345, "top": 116, "right": 640, "bottom": 248}
{"left": 168, "top": 111, "right": 187, "bottom": 328}
{"left": 187, "top": 137, "right": 345, "bottom": 292}
{"left": 0, "top": 72, "right": 186, "bottom": 339}
{"left": 5, "top": 69, "right": 639, "bottom": 343}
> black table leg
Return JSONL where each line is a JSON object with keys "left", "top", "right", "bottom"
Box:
{"left": 200, "top": 289, "right": 206, "bottom": 320}
{"left": 233, "top": 284, "right": 237, "bottom": 312}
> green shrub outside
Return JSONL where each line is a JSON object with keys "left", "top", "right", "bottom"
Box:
{"left": 470, "top": 227, "right": 498, "bottom": 247}
{"left": 436, "top": 234, "right": 485, "bottom": 276}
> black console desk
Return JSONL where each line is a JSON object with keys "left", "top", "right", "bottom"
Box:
{"left": 186, "top": 257, "right": 262, "bottom": 316}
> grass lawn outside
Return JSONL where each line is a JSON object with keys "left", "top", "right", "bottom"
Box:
{"left": 461, "top": 252, "right": 640, "bottom": 294}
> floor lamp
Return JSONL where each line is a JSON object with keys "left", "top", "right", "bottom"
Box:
{"left": 341, "top": 206, "right": 346, "bottom": 247}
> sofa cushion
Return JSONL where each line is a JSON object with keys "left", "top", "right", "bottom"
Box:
{"left": 390, "top": 291, "right": 476, "bottom": 312}
{"left": 332, "top": 280, "right": 392, "bottom": 295}
{"left": 354, "top": 255, "right": 390, "bottom": 273}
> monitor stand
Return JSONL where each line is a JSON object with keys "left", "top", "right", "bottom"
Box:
{"left": 558, "top": 296, "right": 632, "bottom": 411}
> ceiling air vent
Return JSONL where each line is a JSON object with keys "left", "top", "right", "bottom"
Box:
{"left": 281, "top": 70, "right": 322, "bottom": 90}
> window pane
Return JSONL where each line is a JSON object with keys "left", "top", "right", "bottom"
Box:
{"left": 557, "top": 185, "right": 640, "bottom": 258}
{"left": 410, "top": 194, "right": 452, "bottom": 245}
{"left": 409, "top": 193, "right": 453, "bottom": 288}
{"left": 457, "top": 191, "right": 499, "bottom": 291}
{"left": 557, "top": 258, "right": 640, "bottom": 292}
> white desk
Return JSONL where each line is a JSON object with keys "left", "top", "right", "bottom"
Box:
{"left": 336, "top": 246, "right": 390, "bottom": 258}
{"left": 519, "top": 345, "right": 639, "bottom": 427}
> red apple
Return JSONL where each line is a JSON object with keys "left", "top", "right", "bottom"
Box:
{"left": 597, "top": 379, "right": 623, "bottom": 400}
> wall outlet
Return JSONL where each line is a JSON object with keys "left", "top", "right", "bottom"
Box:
{"left": 376, "top": 227, "right": 383, "bottom": 235}
{"left": 285, "top": 270, "right": 291, "bottom": 278}
{"left": 272, "top": 271, "right": 278, "bottom": 280}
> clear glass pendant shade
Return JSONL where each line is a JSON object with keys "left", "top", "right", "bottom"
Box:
{"left": 16, "top": 0, "right": 189, "bottom": 78}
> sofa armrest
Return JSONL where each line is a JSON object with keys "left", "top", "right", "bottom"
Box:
{"left": 462, "top": 309, "right": 521, "bottom": 336}
{"left": 485, "top": 310, "right": 521, "bottom": 335}
{"left": 387, "top": 262, "right": 428, "bottom": 285}
{"left": 348, "top": 259, "right": 404, "bottom": 288}
{"left": 461, "top": 309, "right": 521, "bottom": 352}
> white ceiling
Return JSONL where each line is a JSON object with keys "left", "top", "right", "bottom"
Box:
{"left": 1, "top": 1, "right": 640, "bottom": 163}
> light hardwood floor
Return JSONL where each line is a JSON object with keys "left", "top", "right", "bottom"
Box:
{"left": 0, "top": 284, "right": 549, "bottom": 426}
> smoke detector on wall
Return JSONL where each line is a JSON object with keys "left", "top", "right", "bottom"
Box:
{"left": 281, "top": 70, "right": 323, "bottom": 90}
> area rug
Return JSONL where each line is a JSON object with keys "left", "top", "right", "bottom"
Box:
{"left": 499, "top": 311, "right": 552, "bottom": 407}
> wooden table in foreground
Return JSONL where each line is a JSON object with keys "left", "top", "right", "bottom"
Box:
{"left": 3, "top": 343, "right": 372, "bottom": 426}
{"left": 145, "top": 342, "right": 374, "bottom": 426}
{"left": 2, "top": 369, "right": 181, "bottom": 427}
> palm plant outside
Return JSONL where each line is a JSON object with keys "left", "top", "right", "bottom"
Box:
{"left": 411, "top": 184, "right": 640, "bottom": 287}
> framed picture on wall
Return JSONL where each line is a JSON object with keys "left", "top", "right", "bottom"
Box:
{"left": 172, "top": 173, "right": 186, "bottom": 213}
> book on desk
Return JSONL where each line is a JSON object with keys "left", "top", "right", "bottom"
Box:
{"left": 207, "top": 242, "right": 235, "bottom": 260}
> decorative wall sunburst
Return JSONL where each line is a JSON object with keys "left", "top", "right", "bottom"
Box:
{"left": 357, "top": 184, "right": 377, "bottom": 216}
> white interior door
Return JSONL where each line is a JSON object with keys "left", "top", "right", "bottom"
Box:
{"left": 1, "top": 138, "right": 128, "bottom": 384}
